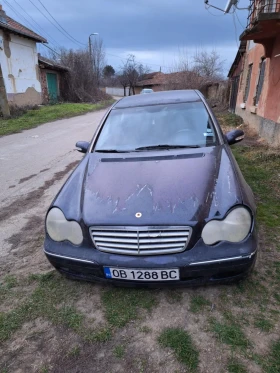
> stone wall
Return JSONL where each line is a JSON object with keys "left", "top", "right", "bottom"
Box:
{"left": 236, "top": 106, "right": 280, "bottom": 147}
{"left": 0, "top": 30, "right": 42, "bottom": 106}
{"left": 202, "top": 81, "right": 230, "bottom": 106}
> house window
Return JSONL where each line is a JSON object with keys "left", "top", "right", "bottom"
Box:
{"left": 255, "top": 58, "right": 266, "bottom": 105}
{"left": 244, "top": 64, "right": 253, "bottom": 102}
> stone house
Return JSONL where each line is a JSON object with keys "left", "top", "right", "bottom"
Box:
{"left": 0, "top": 4, "right": 47, "bottom": 106}
{"left": 38, "top": 54, "right": 68, "bottom": 104}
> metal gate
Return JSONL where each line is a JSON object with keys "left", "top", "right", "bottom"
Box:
{"left": 229, "top": 76, "right": 240, "bottom": 113}
{"left": 47, "top": 73, "right": 58, "bottom": 103}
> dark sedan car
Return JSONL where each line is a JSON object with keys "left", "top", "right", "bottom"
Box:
{"left": 44, "top": 90, "right": 257, "bottom": 286}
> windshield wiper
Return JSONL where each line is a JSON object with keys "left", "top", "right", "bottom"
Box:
{"left": 95, "top": 149, "right": 131, "bottom": 153}
{"left": 135, "top": 144, "right": 201, "bottom": 151}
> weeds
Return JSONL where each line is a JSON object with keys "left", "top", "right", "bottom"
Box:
{"left": 0, "top": 100, "right": 114, "bottom": 136}
{"left": 158, "top": 328, "right": 199, "bottom": 371}
{"left": 227, "top": 358, "right": 248, "bottom": 373}
{"left": 210, "top": 319, "right": 249, "bottom": 349}
{"left": 189, "top": 295, "right": 211, "bottom": 313}
{"left": 113, "top": 345, "right": 125, "bottom": 358}
{"left": 254, "top": 316, "right": 274, "bottom": 332}
{"left": 101, "top": 288, "right": 157, "bottom": 328}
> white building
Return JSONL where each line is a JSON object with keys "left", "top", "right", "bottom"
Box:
{"left": 0, "top": 4, "right": 47, "bottom": 106}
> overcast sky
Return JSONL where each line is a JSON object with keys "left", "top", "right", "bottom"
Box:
{"left": 5, "top": 0, "right": 249, "bottom": 74}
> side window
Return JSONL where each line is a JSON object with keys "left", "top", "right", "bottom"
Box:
{"left": 244, "top": 64, "right": 253, "bottom": 102}
{"left": 255, "top": 58, "right": 266, "bottom": 105}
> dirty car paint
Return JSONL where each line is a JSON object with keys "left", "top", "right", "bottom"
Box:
{"left": 54, "top": 145, "right": 242, "bottom": 227}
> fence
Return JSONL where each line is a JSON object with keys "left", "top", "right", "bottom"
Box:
{"left": 247, "top": 0, "right": 280, "bottom": 28}
{"left": 106, "top": 87, "right": 130, "bottom": 96}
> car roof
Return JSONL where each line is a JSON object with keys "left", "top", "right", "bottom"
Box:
{"left": 114, "top": 90, "right": 201, "bottom": 109}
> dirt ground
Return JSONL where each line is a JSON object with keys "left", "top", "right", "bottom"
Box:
{"left": 1, "top": 112, "right": 279, "bottom": 373}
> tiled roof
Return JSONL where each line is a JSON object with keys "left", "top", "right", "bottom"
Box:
{"left": 38, "top": 55, "right": 69, "bottom": 72}
{"left": 136, "top": 71, "right": 201, "bottom": 87}
{"left": 0, "top": 12, "right": 47, "bottom": 42}
{"left": 136, "top": 72, "right": 166, "bottom": 86}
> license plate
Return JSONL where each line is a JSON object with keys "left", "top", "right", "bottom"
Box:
{"left": 104, "top": 267, "right": 179, "bottom": 281}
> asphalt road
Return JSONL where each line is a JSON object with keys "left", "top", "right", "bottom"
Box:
{"left": 0, "top": 108, "right": 107, "bottom": 273}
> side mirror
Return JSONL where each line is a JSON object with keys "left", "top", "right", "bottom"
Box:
{"left": 225, "top": 129, "right": 244, "bottom": 145}
{"left": 76, "top": 141, "right": 90, "bottom": 153}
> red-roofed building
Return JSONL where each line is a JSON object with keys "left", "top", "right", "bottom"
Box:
{"left": 228, "top": 0, "right": 280, "bottom": 146}
{"left": 0, "top": 4, "right": 47, "bottom": 106}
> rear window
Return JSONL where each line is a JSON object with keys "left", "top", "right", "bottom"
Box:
{"left": 95, "top": 102, "right": 218, "bottom": 151}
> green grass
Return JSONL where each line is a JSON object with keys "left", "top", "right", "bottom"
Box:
{"left": 257, "top": 339, "right": 280, "bottom": 373}
{"left": 0, "top": 271, "right": 84, "bottom": 341}
{"left": 0, "top": 272, "right": 158, "bottom": 344}
{"left": 67, "top": 346, "right": 81, "bottom": 358}
{"left": 189, "top": 295, "right": 211, "bottom": 313}
{"left": 158, "top": 328, "right": 199, "bottom": 371}
{"left": 273, "top": 262, "right": 280, "bottom": 283}
{"left": 86, "top": 327, "right": 113, "bottom": 343}
{"left": 165, "top": 289, "right": 183, "bottom": 304}
{"left": 0, "top": 100, "right": 114, "bottom": 136}
{"left": 3, "top": 275, "right": 18, "bottom": 289}
{"left": 265, "top": 339, "right": 280, "bottom": 373}
{"left": 232, "top": 147, "right": 280, "bottom": 231}
{"left": 216, "top": 112, "right": 243, "bottom": 128}
{"left": 139, "top": 325, "right": 152, "bottom": 334}
{"left": 273, "top": 292, "right": 280, "bottom": 304}
{"left": 211, "top": 319, "right": 249, "bottom": 349}
{"left": 227, "top": 358, "right": 248, "bottom": 373}
{"left": 101, "top": 288, "right": 157, "bottom": 328}
{"left": 254, "top": 316, "right": 274, "bottom": 332}
{"left": 113, "top": 345, "right": 125, "bottom": 358}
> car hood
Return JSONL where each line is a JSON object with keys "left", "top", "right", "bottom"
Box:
{"left": 54, "top": 146, "right": 242, "bottom": 226}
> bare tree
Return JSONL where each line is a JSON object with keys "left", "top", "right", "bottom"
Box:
{"left": 165, "top": 49, "right": 207, "bottom": 91}
{"left": 121, "top": 55, "right": 150, "bottom": 95}
{"left": 193, "top": 49, "right": 225, "bottom": 80}
{"left": 59, "top": 49, "right": 109, "bottom": 102}
{"left": 164, "top": 47, "right": 225, "bottom": 91}
{"left": 117, "top": 72, "right": 129, "bottom": 96}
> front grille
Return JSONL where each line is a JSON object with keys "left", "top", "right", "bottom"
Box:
{"left": 89, "top": 226, "right": 192, "bottom": 256}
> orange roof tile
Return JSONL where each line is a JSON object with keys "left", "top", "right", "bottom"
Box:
{"left": 0, "top": 11, "right": 47, "bottom": 43}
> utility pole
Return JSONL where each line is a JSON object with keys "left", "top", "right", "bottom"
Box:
{"left": 0, "top": 63, "right": 10, "bottom": 118}
{"left": 88, "top": 33, "right": 99, "bottom": 57}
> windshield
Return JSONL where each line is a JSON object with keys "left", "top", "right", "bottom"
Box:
{"left": 94, "top": 102, "right": 218, "bottom": 152}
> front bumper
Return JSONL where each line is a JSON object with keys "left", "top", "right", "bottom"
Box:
{"left": 44, "top": 229, "right": 258, "bottom": 287}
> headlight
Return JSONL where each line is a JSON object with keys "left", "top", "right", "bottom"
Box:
{"left": 46, "top": 208, "right": 83, "bottom": 245}
{"left": 201, "top": 207, "right": 252, "bottom": 245}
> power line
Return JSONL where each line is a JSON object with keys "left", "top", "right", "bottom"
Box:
{"left": 232, "top": 12, "right": 240, "bottom": 50}
{"left": 36, "top": 0, "right": 86, "bottom": 46}
{"left": 3, "top": 0, "right": 43, "bottom": 37}
{"left": 234, "top": 8, "right": 246, "bottom": 29}
{"left": 11, "top": 0, "right": 61, "bottom": 49}
{"left": 4, "top": 0, "right": 180, "bottom": 72}
{"left": 106, "top": 52, "right": 172, "bottom": 70}
{"left": 28, "top": 0, "right": 85, "bottom": 47}
{"left": 4, "top": 0, "right": 60, "bottom": 51}
{"left": 41, "top": 43, "right": 61, "bottom": 56}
